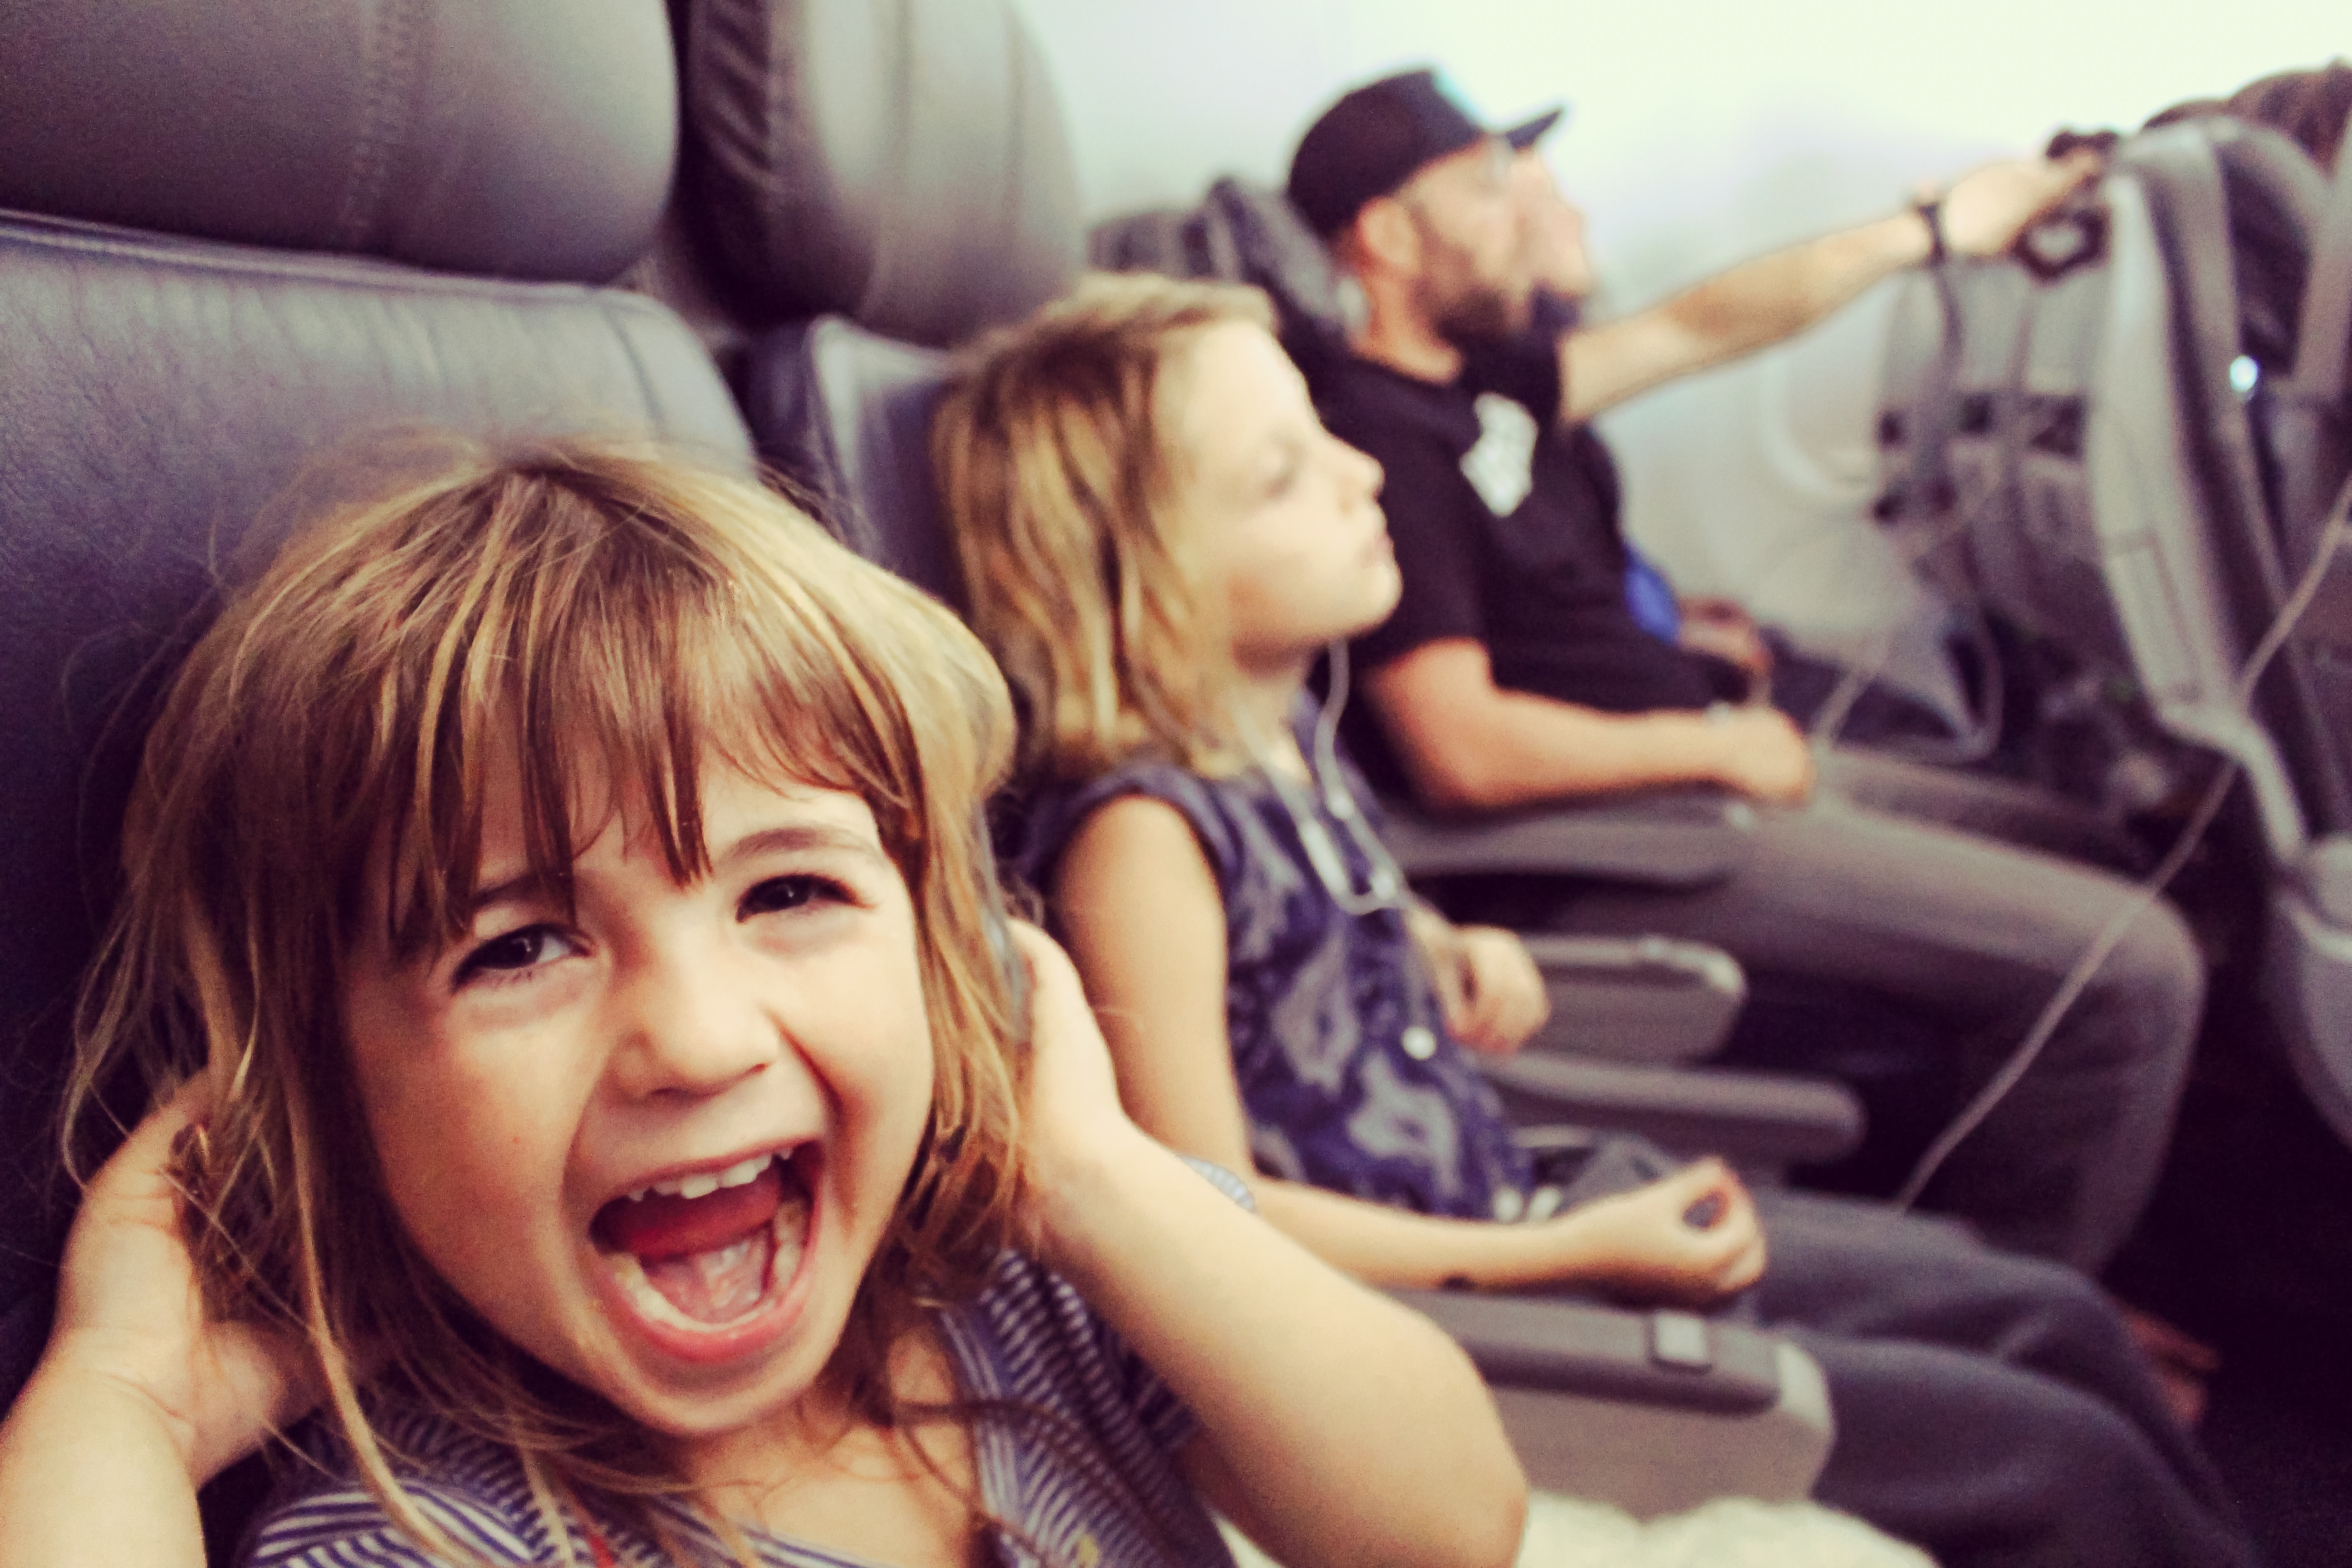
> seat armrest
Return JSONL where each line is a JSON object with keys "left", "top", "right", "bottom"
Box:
{"left": 1392, "top": 1289, "right": 1835, "bottom": 1513}
{"left": 1522, "top": 933, "right": 1747, "bottom": 1064}
{"left": 1393, "top": 1290, "right": 1780, "bottom": 1412}
{"left": 1480, "top": 1055, "right": 1865, "bottom": 1167}
{"left": 1379, "top": 788, "right": 1756, "bottom": 889}
{"left": 1522, "top": 933, "right": 1745, "bottom": 996}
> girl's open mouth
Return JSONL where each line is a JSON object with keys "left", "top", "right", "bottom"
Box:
{"left": 589, "top": 1146, "right": 818, "bottom": 1361}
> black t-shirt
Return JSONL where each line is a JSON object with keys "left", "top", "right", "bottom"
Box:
{"left": 1303, "top": 336, "right": 1715, "bottom": 792}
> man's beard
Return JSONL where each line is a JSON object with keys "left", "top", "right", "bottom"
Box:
{"left": 1408, "top": 218, "right": 1533, "bottom": 348}
{"left": 1425, "top": 278, "right": 1529, "bottom": 348}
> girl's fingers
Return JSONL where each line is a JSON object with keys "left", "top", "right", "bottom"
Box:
{"left": 1719, "top": 1233, "right": 1769, "bottom": 1294}
{"left": 96, "top": 1077, "right": 213, "bottom": 1195}
{"left": 1664, "top": 1157, "right": 1735, "bottom": 1206}
{"left": 1460, "top": 969, "right": 1507, "bottom": 1044}
{"left": 1431, "top": 951, "right": 1472, "bottom": 1036}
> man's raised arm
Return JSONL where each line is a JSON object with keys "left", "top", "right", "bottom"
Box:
{"left": 1557, "top": 150, "right": 2102, "bottom": 425}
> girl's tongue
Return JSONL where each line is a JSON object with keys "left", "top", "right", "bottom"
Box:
{"left": 593, "top": 1159, "right": 805, "bottom": 1324}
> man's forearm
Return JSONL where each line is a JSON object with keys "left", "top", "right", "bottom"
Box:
{"left": 1671, "top": 211, "right": 1929, "bottom": 358}
{"left": 1396, "top": 693, "right": 1736, "bottom": 813}
{"left": 1564, "top": 209, "right": 1930, "bottom": 422}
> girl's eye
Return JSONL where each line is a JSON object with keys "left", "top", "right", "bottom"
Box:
{"left": 454, "top": 925, "right": 578, "bottom": 986}
{"left": 740, "top": 874, "right": 847, "bottom": 920}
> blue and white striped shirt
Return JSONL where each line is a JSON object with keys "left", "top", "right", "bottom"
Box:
{"left": 245, "top": 1179, "right": 1248, "bottom": 1568}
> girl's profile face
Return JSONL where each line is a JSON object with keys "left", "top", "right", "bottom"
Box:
{"left": 341, "top": 744, "right": 936, "bottom": 1441}
{"left": 1169, "top": 321, "right": 1400, "bottom": 674}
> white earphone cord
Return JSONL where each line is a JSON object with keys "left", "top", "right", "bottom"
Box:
{"left": 1228, "top": 647, "right": 1410, "bottom": 918}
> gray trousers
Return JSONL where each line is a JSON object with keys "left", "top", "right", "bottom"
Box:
{"left": 1757, "top": 1191, "right": 2255, "bottom": 1568}
{"left": 1529, "top": 746, "right": 2204, "bottom": 1273}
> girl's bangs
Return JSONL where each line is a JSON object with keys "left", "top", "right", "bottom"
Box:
{"left": 370, "top": 475, "right": 926, "bottom": 962}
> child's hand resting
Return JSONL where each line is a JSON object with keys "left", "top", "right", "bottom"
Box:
{"left": 1411, "top": 913, "right": 1551, "bottom": 1056}
{"left": 1542, "top": 1157, "right": 1768, "bottom": 1308}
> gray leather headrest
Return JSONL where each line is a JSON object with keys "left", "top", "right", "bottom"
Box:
{"left": 0, "top": 0, "right": 678, "bottom": 281}
{"left": 679, "top": 0, "right": 1083, "bottom": 346}
{"left": 740, "top": 315, "right": 960, "bottom": 608}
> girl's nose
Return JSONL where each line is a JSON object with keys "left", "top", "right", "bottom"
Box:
{"left": 606, "top": 944, "right": 783, "bottom": 1101}
{"left": 1333, "top": 436, "right": 1384, "bottom": 501}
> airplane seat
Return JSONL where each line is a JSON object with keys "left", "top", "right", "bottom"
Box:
{"left": 665, "top": 0, "right": 1838, "bottom": 1506}
{"left": 670, "top": 0, "right": 1085, "bottom": 350}
{"left": 0, "top": 0, "right": 752, "bottom": 1548}
{"left": 1877, "top": 113, "right": 2352, "bottom": 1147}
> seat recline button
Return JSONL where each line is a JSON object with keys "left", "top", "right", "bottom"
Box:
{"left": 1649, "top": 1310, "right": 1715, "bottom": 1372}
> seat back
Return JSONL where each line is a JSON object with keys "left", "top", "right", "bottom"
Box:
{"left": 1877, "top": 118, "right": 2339, "bottom": 851}
{"left": 0, "top": 0, "right": 751, "bottom": 1407}
{"left": 1089, "top": 175, "right": 1356, "bottom": 360}
{"left": 741, "top": 317, "right": 959, "bottom": 607}
{"left": 672, "top": 0, "right": 1083, "bottom": 348}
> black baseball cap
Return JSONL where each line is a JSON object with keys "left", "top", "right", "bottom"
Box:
{"left": 1287, "top": 68, "right": 1566, "bottom": 239}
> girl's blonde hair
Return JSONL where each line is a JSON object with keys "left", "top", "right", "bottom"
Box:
{"left": 66, "top": 441, "right": 1028, "bottom": 1556}
{"left": 933, "top": 271, "right": 1275, "bottom": 781}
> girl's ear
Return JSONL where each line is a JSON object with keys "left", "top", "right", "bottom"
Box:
{"left": 1353, "top": 196, "right": 1422, "bottom": 276}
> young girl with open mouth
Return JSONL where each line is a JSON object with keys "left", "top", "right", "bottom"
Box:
{"left": 935, "top": 272, "right": 2259, "bottom": 1568}
{"left": 0, "top": 446, "right": 1524, "bottom": 1568}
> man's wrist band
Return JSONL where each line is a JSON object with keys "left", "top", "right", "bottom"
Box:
{"left": 1915, "top": 196, "right": 1949, "bottom": 266}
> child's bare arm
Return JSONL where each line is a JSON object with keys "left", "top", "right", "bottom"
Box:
{"left": 1050, "top": 797, "right": 1764, "bottom": 1298}
{"left": 1012, "top": 927, "right": 1526, "bottom": 1568}
{"left": 0, "top": 1083, "right": 320, "bottom": 1568}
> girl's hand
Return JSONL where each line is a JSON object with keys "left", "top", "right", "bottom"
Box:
{"left": 1443, "top": 926, "right": 1550, "bottom": 1057}
{"left": 1008, "top": 925, "right": 1153, "bottom": 1230}
{"left": 1000, "top": 936, "right": 1527, "bottom": 1568}
{"left": 1540, "top": 1158, "right": 1767, "bottom": 1308}
{"left": 41, "top": 1079, "right": 321, "bottom": 1485}
{"left": 1409, "top": 909, "right": 1550, "bottom": 1057}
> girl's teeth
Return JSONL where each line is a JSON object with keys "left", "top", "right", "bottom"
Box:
{"left": 626, "top": 1152, "right": 779, "bottom": 1204}
{"left": 714, "top": 1153, "right": 773, "bottom": 1189}
{"left": 605, "top": 1191, "right": 811, "bottom": 1332}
